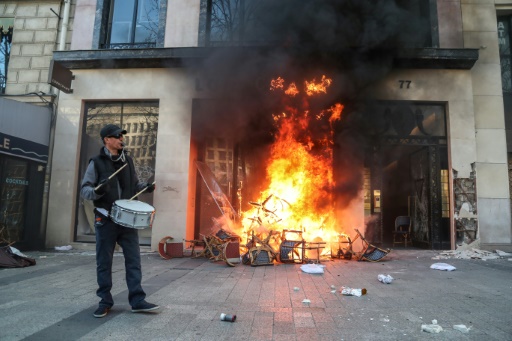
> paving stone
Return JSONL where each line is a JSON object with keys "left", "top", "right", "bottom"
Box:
{"left": 2, "top": 250, "right": 512, "bottom": 340}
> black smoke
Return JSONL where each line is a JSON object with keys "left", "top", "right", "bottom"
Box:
{"left": 191, "top": 0, "right": 431, "bottom": 207}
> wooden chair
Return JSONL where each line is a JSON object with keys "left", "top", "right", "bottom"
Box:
{"left": 342, "top": 229, "right": 391, "bottom": 262}
{"left": 185, "top": 232, "right": 240, "bottom": 267}
{"left": 247, "top": 230, "right": 279, "bottom": 266}
{"left": 279, "top": 230, "right": 305, "bottom": 264}
{"left": 393, "top": 216, "right": 412, "bottom": 247}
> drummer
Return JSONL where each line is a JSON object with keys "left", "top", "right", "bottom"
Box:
{"left": 80, "top": 123, "right": 158, "bottom": 318}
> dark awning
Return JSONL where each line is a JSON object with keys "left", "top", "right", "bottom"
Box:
{"left": 52, "top": 47, "right": 478, "bottom": 70}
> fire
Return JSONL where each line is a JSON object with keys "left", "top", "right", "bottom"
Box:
{"left": 240, "top": 75, "right": 344, "bottom": 249}
{"left": 305, "top": 75, "right": 332, "bottom": 96}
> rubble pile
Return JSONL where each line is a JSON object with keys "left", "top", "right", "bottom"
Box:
{"left": 432, "top": 240, "right": 512, "bottom": 260}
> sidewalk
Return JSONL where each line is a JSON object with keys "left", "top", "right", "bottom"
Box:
{"left": 1, "top": 249, "right": 511, "bottom": 341}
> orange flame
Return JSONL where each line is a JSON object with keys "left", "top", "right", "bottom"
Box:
{"left": 285, "top": 83, "right": 299, "bottom": 96}
{"left": 305, "top": 75, "right": 332, "bottom": 96}
{"left": 270, "top": 77, "right": 284, "bottom": 90}
{"left": 241, "top": 76, "right": 343, "bottom": 245}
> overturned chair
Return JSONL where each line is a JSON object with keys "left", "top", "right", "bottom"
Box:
{"left": 335, "top": 228, "right": 390, "bottom": 262}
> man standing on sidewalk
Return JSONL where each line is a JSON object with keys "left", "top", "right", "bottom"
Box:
{"left": 80, "top": 124, "right": 159, "bottom": 318}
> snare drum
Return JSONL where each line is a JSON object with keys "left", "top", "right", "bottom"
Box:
{"left": 110, "top": 200, "right": 155, "bottom": 229}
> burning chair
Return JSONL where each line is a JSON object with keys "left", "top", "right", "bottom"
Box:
{"left": 333, "top": 228, "right": 390, "bottom": 262}
{"left": 279, "top": 229, "right": 305, "bottom": 263}
{"left": 185, "top": 228, "right": 241, "bottom": 267}
{"left": 245, "top": 230, "right": 279, "bottom": 266}
{"left": 278, "top": 229, "right": 327, "bottom": 264}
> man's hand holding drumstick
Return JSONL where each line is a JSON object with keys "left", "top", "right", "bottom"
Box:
{"left": 130, "top": 181, "right": 156, "bottom": 200}
{"left": 94, "top": 163, "right": 128, "bottom": 195}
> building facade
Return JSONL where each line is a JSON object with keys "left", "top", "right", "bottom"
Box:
{"left": 45, "top": 0, "right": 512, "bottom": 252}
{"left": 0, "top": 1, "right": 73, "bottom": 250}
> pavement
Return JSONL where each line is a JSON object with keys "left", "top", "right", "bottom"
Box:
{"left": 1, "top": 248, "right": 512, "bottom": 341}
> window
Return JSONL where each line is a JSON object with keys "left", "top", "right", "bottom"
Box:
{"left": 0, "top": 157, "right": 28, "bottom": 243}
{"left": 498, "top": 16, "right": 512, "bottom": 154}
{"left": 199, "top": 0, "right": 436, "bottom": 48}
{"left": 199, "top": 0, "right": 282, "bottom": 47}
{"left": 76, "top": 101, "right": 159, "bottom": 245}
{"left": 498, "top": 17, "right": 512, "bottom": 93}
{"left": 0, "top": 18, "right": 13, "bottom": 94}
{"left": 103, "top": 0, "right": 161, "bottom": 49}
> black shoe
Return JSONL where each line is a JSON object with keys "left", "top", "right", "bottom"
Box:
{"left": 93, "top": 305, "right": 110, "bottom": 318}
{"left": 131, "top": 300, "right": 160, "bottom": 313}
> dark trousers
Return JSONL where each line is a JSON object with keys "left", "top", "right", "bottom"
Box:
{"left": 95, "top": 214, "right": 146, "bottom": 308}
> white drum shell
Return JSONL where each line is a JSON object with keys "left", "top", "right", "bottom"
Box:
{"left": 111, "top": 200, "right": 155, "bottom": 229}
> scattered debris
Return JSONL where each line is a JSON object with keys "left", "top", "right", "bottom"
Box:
{"left": 293, "top": 287, "right": 300, "bottom": 291}
{"left": 453, "top": 324, "right": 470, "bottom": 333}
{"left": 302, "top": 299, "right": 311, "bottom": 306}
{"left": 54, "top": 245, "right": 72, "bottom": 251}
{"left": 0, "top": 246, "right": 36, "bottom": 268}
{"left": 421, "top": 320, "right": 443, "bottom": 333}
{"left": 432, "top": 240, "right": 512, "bottom": 261}
{"left": 377, "top": 274, "right": 394, "bottom": 284}
{"left": 220, "top": 313, "right": 236, "bottom": 322}
{"left": 340, "top": 287, "right": 367, "bottom": 297}
{"left": 430, "top": 263, "right": 456, "bottom": 271}
{"left": 496, "top": 250, "right": 512, "bottom": 257}
{"left": 300, "top": 263, "right": 325, "bottom": 274}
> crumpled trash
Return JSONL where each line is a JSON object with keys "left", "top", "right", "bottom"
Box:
{"left": 453, "top": 324, "right": 470, "bottom": 333}
{"left": 340, "top": 286, "right": 367, "bottom": 297}
{"left": 430, "top": 263, "right": 456, "bottom": 271}
{"left": 378, "top": 274, "right": 394, "bottom": 284}
{"left": 9, "top": 246, "right": 29, "bottom": 258}
{"left": 300, "top": 263, "right": 325, "bottom": 274}
{"left": 55, "top": 245, "right": 73, "bottom": 251}
{"left": 422, "top": 320, "right": 443, "bottom": 333}
{"left": 302, "top": 299, "right": 311, "bottom": 306}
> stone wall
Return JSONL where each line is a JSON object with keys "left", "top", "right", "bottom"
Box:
{"left": 0, "top": 1, "right": 75, "bottom": 95}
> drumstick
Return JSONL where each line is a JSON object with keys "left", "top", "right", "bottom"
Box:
{"left": 129, "top": 181, "right": 156, "bottom": 200}
{"left": 94, "top": 163, "right": 128, "bottom": 191}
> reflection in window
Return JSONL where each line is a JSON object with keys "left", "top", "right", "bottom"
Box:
{"left": 498, "top": 17, "right": 512, "bottom": 93}
{"left": 441, "top": 169, "right": 450, "bottom": 218}
{"left": 105, "top": 0, "right": 160, "bottom": 49}
{"left": 0, "top": 18, "right": 14, "bottom": 94}
{"left": 0, "top": 157, "right": 27, "bottom": 243}
{"left": 199, "top": 0, "right": 435, "bottom": 48}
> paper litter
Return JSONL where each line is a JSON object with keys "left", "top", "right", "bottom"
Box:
{"left": 55, "top": 245, "right": 73, "bottom": 251}
{"left": 300, "top": 263, "right": 325, "bottom": 274}
{"left": 453, "top": 324, "right": 470, "bottom": 333}
{"left": 421, "top": 320, "right": 443, "bottom": 333}
{"left": 340, "top": 286, "right": 367, "bottom": 297}
{"left": 378, "top": 274, "right": 394, "bottom": 284}
{"left": 430, "top": 263, "right": 456, "bottom": 271}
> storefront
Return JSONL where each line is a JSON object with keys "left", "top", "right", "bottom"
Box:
{"left": 0, "top": 98, "right": 51, "bottom": 250}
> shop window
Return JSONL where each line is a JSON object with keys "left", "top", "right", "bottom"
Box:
{"left": 498, "top": 16, "right": 512, "bottom": 93}
{"left": 100, "top": 0, "right": 163, "bottom": 49}
{"left": 0, "top": 18, "right": 13, "bottom": 94}
{"left": 498, "top": 16, "right": 512, "bottom": 154}
{"left": 76, "top": 101, "right": 159, "bottom": 245}
{"left": 440, "top": 169, "right": 450, "bottom": 218}
{"left": 0, "top": 157, "right": 28, "bottom": 244}
{"left": 199, "top": 0, "right": 436, "bottom": 47}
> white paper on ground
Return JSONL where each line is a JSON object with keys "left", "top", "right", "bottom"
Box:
{"left": 55, "top": 245, "right": 73, "bottom": 251}
{"left": 430, "top": 263, "right": 456, "bottom": 271}
{"left": 300, "top": 264, "right": 325, "bottom": 274}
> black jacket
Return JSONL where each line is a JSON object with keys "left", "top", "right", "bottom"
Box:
{"left": 92, "top": 148, "right": 138, "bottom": 211}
